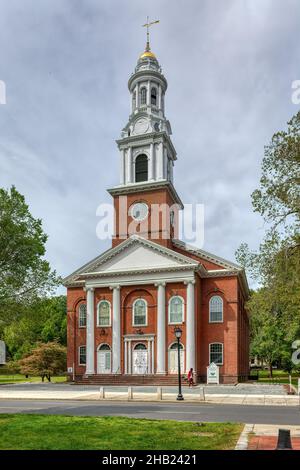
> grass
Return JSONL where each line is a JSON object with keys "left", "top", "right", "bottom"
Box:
{"left": 250, "top": 369, "right": 299, "bottom": 388}
{"left": 0, "top": 374, "right": 67, "bottom": 384}
{"left": 0, "top": 414, "right": 242, "bottom": 450}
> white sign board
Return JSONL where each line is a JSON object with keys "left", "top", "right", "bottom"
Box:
{"left": 207, "top": 362, "right": 219, "bottom": 384}
{"left": 0, "top": 341, "right": 6, "bottom": 365}
{"left": 67, "top": 367, "right": 73, "bottom": 373}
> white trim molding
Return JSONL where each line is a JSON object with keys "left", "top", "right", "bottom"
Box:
{"left": 132, "top": 298, "right": 148, "bottom": 327}
{"left": 168, "top": 295, "right": 185, "bottom": 325}
{"left": 96, "top": 300, "right": 112, "bottom": 327}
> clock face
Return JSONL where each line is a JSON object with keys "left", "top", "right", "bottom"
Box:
{"left": 130, "top": 202, "right": 149, "bottom": 222}
{"left": 133, "top": 118, "right": 149, "bottom": 135}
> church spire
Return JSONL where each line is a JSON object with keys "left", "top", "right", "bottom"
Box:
{"left": 140, "top": 17, "right": 159, "bottom": 59}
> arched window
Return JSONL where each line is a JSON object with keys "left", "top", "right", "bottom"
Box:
{"left": 79, "top": 345, "right": 86, "bottom": 365}
{"left": 134, "top": 343, "right": 147, "bottom": 350}
{"left": 97, "top": 300, "right": 111, "bottom": 327}
{"left": 135, "top": 154, "right": 148, "bottom": 182}
{"left": 97, "top": 344, "right": 111, "bottom": 373}
{"left": 168, "top": 343, "right": 184, "bottom": 374}
{"left": 140, "top": 87, "right": 147, "bottom": 105}
{"left": 151, "top": 87, "right": 157, "bottom": 106}
{"left": 209, "top": 343, "right": 223, "bottom": 365}
{"left": 79, "top": 303, "right": 87, "bottom": 327}
{"left": 169, "top": 296, "right": 184, "bottom": 324}
{"left": 209, "top": 295, "right": 223, "bottom": 323}
{"left": 133, "top": 299, "right": 147, "bottom": 326}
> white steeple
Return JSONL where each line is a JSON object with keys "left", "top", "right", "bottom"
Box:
{"left": 115, "top": 41, "right": 177, "bottom": 188}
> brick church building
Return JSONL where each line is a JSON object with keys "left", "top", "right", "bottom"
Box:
{"left": 64, "top": 38, "right": 249, "bottom": 385}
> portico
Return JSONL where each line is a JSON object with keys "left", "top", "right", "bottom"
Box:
{"left": 81, "top": 235, "right": 198, "bottom": 377}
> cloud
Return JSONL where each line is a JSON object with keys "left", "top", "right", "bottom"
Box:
{"left": 0, "top": 0, "right": 299, "bottom": 290}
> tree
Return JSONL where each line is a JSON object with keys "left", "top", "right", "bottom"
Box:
{"left": 18, "top": 342, "right": 66, "bottom": 382}
{"left": 236, "top": 112, "right": 300, "bottom": 373}
{"left": 248, "top": 289, "right": 288, "bottom": 377}
{"left": 251, "top": 111, "right": 300, "bottom": 235}
{"left": 0, "top": 186, "right": 59, "bottom": 313}
{"left": 3, "top": 296, "right": 67, "bottom": 360}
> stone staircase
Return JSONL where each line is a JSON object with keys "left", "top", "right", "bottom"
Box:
{"left": 74, "top": 374, "right": 190, "bottom": 386}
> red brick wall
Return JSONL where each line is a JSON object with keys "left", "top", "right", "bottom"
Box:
{"left": 67, "top": 273, "right": 249, "bottom": 382}
{"left": 199, "top": 276, "right": 240, "bottom": 383}
{"left": 112, "top": 188, "right": 180, "bottom": 249}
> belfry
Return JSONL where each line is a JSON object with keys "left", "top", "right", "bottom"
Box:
{"left": 64, "top": 25, "right": 249, "bottom": 384}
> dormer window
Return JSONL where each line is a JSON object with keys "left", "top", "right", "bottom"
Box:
{"left": 151, "top": 87, "right": 157, "bottom": 106}
{"left": 140, "top": 87, "right": 147, "bottom": 106}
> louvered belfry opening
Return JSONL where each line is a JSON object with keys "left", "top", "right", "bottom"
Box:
{"left": 135, "top": 154, "right": 148, "bottom": 182}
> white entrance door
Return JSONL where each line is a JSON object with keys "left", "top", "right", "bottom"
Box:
{"left": 168, "top": 347, "right": 184, "bottom": 374}
{"left": 133, "top": 346, "right": 148, "bottom": 374}
{"left": 97, "top": 350, "right": 111, "bottom": 374}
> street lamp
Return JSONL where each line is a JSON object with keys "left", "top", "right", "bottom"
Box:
{"left": 174, "top": 327, "right": 184, "bottom": 401}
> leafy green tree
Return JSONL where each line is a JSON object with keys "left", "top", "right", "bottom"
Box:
{"left": 0, "top": 186, "right": 59, "bottom": 313}
{"left": 18, "top": 342, "right": 66, "bottom": 382}
{"left": 3, "top": 296, "right": 67, "bottom": 360}
{"left": 236, "top": 112, "right": 300, "bottom": 372}
{"left": 248, "top": 289, "right": 288, "bottom": 377}
{"left": 251, "top": 111, "right": 300, "bottom": 235}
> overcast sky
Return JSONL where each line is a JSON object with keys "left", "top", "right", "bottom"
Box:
{"left": 0, "top": 0, "right": 299, "bottom": 289}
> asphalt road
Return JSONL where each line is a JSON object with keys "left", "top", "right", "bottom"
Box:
{"left": 0, "top": 399, "right": 299, "bottom": 425}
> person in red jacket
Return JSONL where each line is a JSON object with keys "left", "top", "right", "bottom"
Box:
{"left": 187, "top": 368, "right": 194, "bottom": 387}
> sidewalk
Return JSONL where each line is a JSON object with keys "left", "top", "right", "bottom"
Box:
{"left": 236, "top": 424, "right": 300, "bottom": 450}
{"left": 0, "top": 388, "right": 299, "bottom": 406}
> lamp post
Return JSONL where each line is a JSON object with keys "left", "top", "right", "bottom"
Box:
{"left": 174, "top": 327, "right": 184, "bottom": 401}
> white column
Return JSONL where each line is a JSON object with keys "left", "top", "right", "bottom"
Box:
{"left": 156, "top": 282, "right": 166, "bottom": 374}
{"left": 85, "top": 287, "right": 95, "bottom": 375}
{"left": 128, "top": 340, "right": 132, "bottom": 374}
{"left": 157, "top": 143, "right": 164, "bottom": 180}
{"left": 185, "top": 280, "right": 196, "bottom": 372}
{"left": 147, "top": 80, "right": 151, "bottom": 106}
{"left": 170, "top": 160, "right": 174, "bottom": 183}
{"left": 124, "top": 340, "right": 128, "bottom": 374}
{"left": 158, "top": 84, "right": 162, "bottom": 110}
{"left": 111, "top": 285, "right": 121, "bottom": 373}
{"left": 164, "top": 148, "right": 168, "bottom": 179}
{"left": 126, "top": 147, "right": 132, "bottom": 184}
{"left": 149, "top": 143, "right": 154, "bottom": 181}
{"left": 151, "top": 339, "right": 154, "bottom": 374}
{"left": 137, "top": 82, "right": 140, "bottom": 108}
{"left": 120, "top": 149, "right": 125, "bottom": 184}
{"left": 147, "top": 339, "right": 151, "bottom": 374}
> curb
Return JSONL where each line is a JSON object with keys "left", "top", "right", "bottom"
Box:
{"left": 235, "top": 423, "right": 254, "bottom": 450}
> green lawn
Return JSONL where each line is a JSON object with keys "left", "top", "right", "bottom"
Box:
{"left": 0, "top": 374, "right": 67, "bottom": 384}
{"left": 250, "top": 369, "right": 299, "bottom": 388}
{"left": 0, "top": 414, "right": 242, "bottom": 450}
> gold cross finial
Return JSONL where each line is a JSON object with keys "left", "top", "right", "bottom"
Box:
{"left": 142, "top": 16, "right": 159, "bottom": 52}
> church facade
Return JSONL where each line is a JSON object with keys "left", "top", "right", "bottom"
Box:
{"left": 64, "top": 41, "right": 250, "bottom": 385}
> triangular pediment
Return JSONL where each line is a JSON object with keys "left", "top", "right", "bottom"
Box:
{"left": 63, "top": 236, "right": 199, "bottom": 285}
{"left": 94, "top": 244, "right": 193, "bottom": 273}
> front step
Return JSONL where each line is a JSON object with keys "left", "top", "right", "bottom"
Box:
{"left": 74, "top": 374, "right": 191, "bottom": 386}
